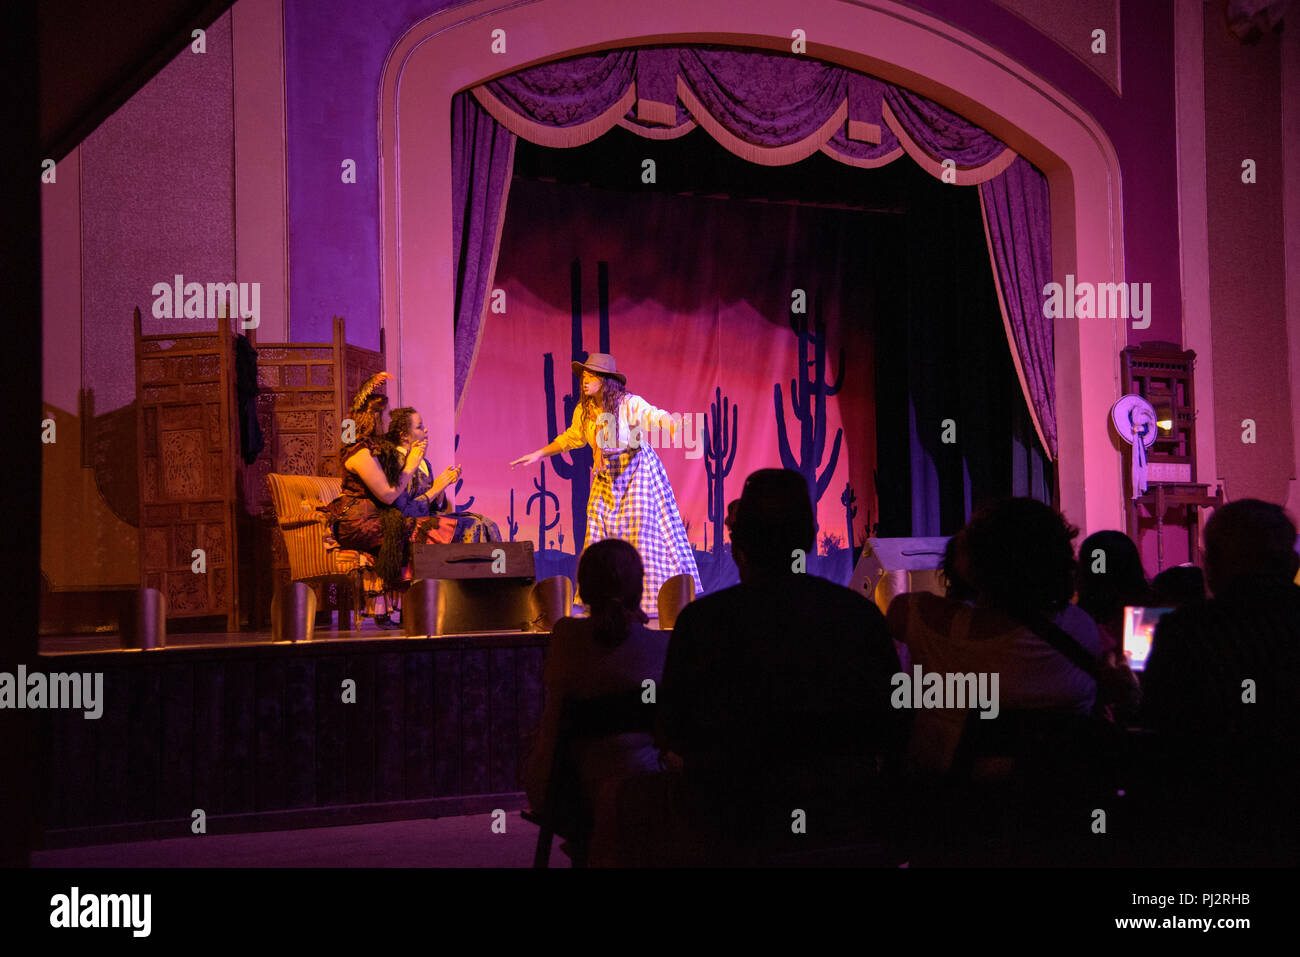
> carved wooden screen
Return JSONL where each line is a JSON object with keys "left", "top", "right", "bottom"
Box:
{"left": 133, "top": 308, "right": 241, "bottom": 630}
{"left": 340, "top": 320, "right": 388, "bottom": 418}
{"left": 244, "top": 317, "right": 386, "bottom": 609}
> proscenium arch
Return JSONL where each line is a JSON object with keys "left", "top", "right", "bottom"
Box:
{"left": 379, "top": 0, "right": 1127, "bottom": 535}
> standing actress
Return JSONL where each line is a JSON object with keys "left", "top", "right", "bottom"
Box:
{"left": 511, "top": 353, "right": 702, "bottom": 615}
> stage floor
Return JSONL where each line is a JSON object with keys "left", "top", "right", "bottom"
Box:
{"left": 37, "top": 610, "right": 658, "bottom": 656}
{"left": 33, "top": 809, "right": 560, "bottom": 868}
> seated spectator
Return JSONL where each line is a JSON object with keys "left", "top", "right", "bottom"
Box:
{"left": 521, "top": 539, "right": 668, "bottom": 867}
{"left": 1150, "top": 564, "right": 1206, "bottom": 608}
{"left": 1074, "top": 530, "right": 1146, "bottom": 722}
{"left": 1140, "top": 499, "right": 1300, "bottom": 864}
{"left": 1076, "top": 530, "right": 1151, "bottom": 647}
{"left": 888, "top": 498, "right": 1103, "bottom": 774}
{"left": 640, "top": 468, "right": 906, "bottom": 864}
{"left": 894, "top": 530, "right": 973, "bottom": 675}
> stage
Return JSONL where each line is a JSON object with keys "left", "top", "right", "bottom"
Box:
{"left": 36, "top": 626, "right": 561, "bottom": 850}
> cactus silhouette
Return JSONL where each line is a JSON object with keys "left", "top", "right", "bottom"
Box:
{"left": 506, "top": 488, "right": 519, "bottom": 542}
{"left": 774, "top": 294, "right": 844, "bottom": 507}
{"left": 543, "top": 258, "right": 611, "bottom": 549}
{"left": 841, "top": 481, "right": 857, "bottom": 552}
{"left": 543, "top": 352, "right": 589, "bottom": 547}
{"left": 704, "top": 386, "right": 738, "bottom": 556}
{"left": 451, "top": 433, "right": 474, "bottom": 512}
{"left": 527, "top": 462, "right": 561, "bottom": 549}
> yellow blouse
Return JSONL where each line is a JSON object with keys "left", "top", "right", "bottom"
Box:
{"left": 556, "top": 393, "right": 676, "bottom": 457}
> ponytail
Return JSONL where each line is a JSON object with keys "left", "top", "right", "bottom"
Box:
{"left": 590, "top": 594, "right": 649, "bottom": 648}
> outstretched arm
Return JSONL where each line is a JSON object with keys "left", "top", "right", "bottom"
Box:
{"left": 509, "top": 438, "right": 568, "bottom": 470}
{"left": 626, "top": 394, "right": 678, "bottom": 441}
{"left": 510, "top": 405, "right": 585, "bottom": 468}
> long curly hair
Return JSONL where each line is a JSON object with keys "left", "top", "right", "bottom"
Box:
{"left": 579, "top": 375, "right": 627, "bottom": 439}
{"left": 350, "top": 395, "right": 387, "bottom": 443}
{"left": 342, "top": 374, "right": 402, "bottom": 485}
{"left": 385, "top": 406, "right": 419, "bottom": 446}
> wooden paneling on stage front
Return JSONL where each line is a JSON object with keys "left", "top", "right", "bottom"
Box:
{"left": 38, "top": 634, "right": 546, "bottom": 849}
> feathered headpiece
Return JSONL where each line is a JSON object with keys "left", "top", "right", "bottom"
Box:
{"left": 350, "top": 371, "right": 389, "bottom": 416}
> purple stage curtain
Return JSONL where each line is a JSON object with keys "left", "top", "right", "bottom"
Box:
{"left": 875, "top": 87, "right": 1055, "bottom": 460}
{"left": 459, "top": 46, "right": 1055, "bottom": 461}
{"left": 675, "top": 47, "right": 850, "bottom": 164}
{"left": 883, "top": 85, "right": 1015, "bottom": 174}
{"left": 451, "top": 92, "right": 516, "bottom": 413}
{"left": 475, "top": 47, "right": 1017, "bottom": 177}
{"left": 979, "top": 157, "right": 1057, "bottom": 459}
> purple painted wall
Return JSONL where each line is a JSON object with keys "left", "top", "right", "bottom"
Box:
{"left": 284, "top": 0, "right": 458, "bottom": 348}
{"left": 283, "top": 0, "right": 1183, "bottom": 347}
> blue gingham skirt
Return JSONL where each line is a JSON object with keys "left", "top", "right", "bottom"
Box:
{"left": 585, "top": 444, "right": 703, "bottom": 615}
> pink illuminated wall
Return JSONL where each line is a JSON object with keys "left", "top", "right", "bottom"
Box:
{"left": 994, "top": 0, "right": 1121, "bottom": 93}
{"left": 1203, "top": 2, "right": 1293, "bottom": 506}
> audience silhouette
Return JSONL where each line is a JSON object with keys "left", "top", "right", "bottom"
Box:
{"left": 523, "top": 491, "right": 1298, "bottom": 868}
{"left": 889, "top": 498, "right": 1103, "bottom": 774}
{"left": 617, "top": 468, "right": 905, "bottom": 865}
{"left": 1140, "top": 499, "right": 1300, "bottom": 865}
{"left": 1074, "top": 530, "right": 1146, "bottom": 722}
{"left": 522, "top": 539, "right": 668, "bottom": 867}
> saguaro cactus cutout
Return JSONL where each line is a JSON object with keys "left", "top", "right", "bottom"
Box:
{"left": 506, "top": 488, "right": 519, "bottom": 542}
{"left": 774, "top": 295, "right": 844, "bottom": 507}
{"left": 542, "top": 258, "right": 612, "bottom": 550}
{"left": 704, "top": 385, "right": 738, "bottom": 555}
{"left": 452, "top": 433, "right": 474, "bottom": 512}
{"left": 841, "top": 481, "right": 857, "bottom": 552}
{"left": 527, "top": 462, "right": 561, "bottom": 549}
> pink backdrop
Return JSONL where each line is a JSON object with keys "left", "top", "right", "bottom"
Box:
{"left": 453, "top": 177, "right": 883, "bottom": 568}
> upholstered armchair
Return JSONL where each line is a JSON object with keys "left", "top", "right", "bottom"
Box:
{"left": 265, "top": 473, "right": 377, "bottom": 632}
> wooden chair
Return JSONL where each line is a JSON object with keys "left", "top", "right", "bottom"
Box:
{"left": 656, "top": 573, "right": 696, "bottom": 629}
{"left": 265, "top": 473, "right": 373, "bottom": 633}
{"left": 528, "top": 690, "right": 657, "bottom": 868}
{"left": 529, "top": 575, "right": 574, "bottom": 632}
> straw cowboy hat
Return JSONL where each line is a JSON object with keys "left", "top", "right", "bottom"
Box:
{"left": 572, "top": 353, "right": 627, "bottom": 385}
